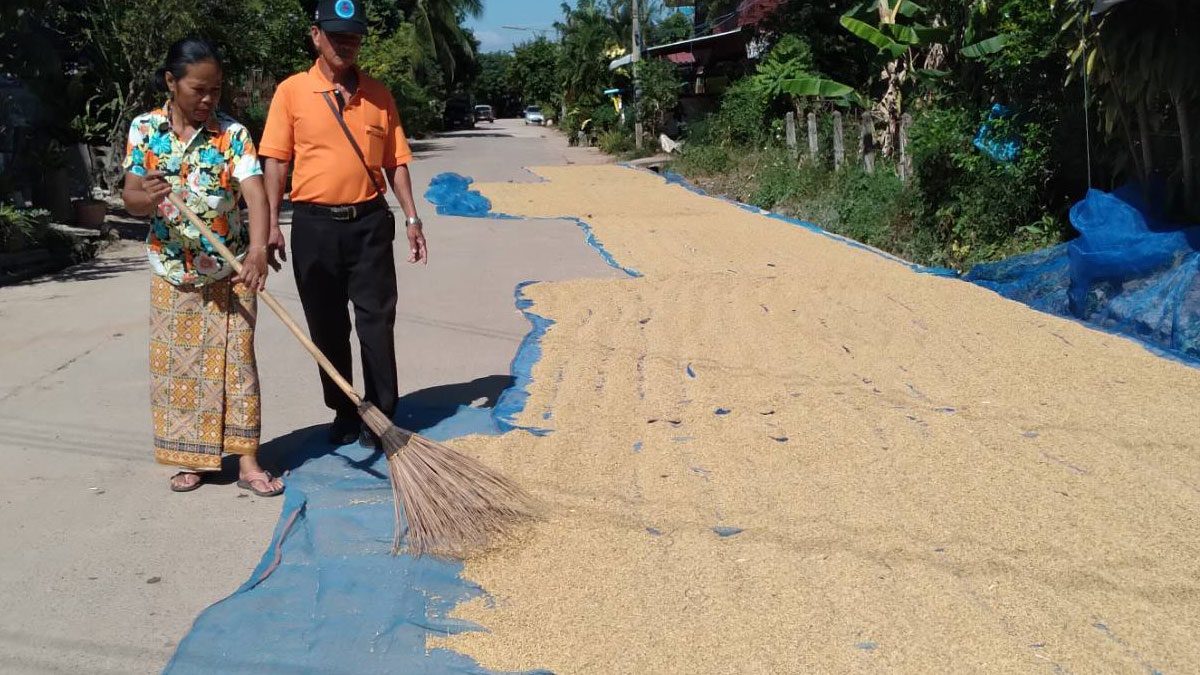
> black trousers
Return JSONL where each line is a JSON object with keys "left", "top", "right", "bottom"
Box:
{"left": 291, "top": 203, "right": 398, "bottom": 419}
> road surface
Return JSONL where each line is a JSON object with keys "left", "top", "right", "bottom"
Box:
{"left": 0, "top": 119, "right": 618, "bottom": 674}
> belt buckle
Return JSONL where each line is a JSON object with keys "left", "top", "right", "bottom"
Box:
{"left": 331, "top": 205, "right": 357, "bottom": 221}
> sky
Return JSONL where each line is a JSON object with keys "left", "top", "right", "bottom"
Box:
{"left": 466, "top": 1, "right": 565, "bottom": 54}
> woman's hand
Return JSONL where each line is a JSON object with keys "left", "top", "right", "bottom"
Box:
{"left": 142, "top": 170, "right": 173, "bottom": 207}
{"left": 234, "top": 246, "right": 269, "bottom": 292}
{"left": 121, "top": 170, "right": 173, "bottom": 217}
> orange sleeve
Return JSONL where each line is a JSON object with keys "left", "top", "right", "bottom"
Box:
{"left": 383, "top": 90, "right": 412, "bottom": 169}
{"left": 258, "top": 81, "right": 294, "bottom": 161}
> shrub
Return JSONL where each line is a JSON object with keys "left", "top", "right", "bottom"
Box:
{"left": 674, "top": 142, "right": 732, "bottom": 176}
{"left": 598, "top": 129, "right": 634, "bottom": 155}
{"left": 712, "top": 78, "right": 770, "bottom": 147}
{"left": 908, "top": 106, "right": 1059, "bottom": 267}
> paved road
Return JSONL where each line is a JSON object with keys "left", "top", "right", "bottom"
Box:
{"left": 0, "top": 119, "right": 618, "bottom": 674}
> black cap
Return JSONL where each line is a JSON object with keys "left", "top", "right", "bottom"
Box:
{"left": 314, "top": 0, "right": 367, "bottom": 35}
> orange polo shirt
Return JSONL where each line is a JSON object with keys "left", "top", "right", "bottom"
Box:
{"left": 259, "top": 62, "right": 413, "bottom": 205}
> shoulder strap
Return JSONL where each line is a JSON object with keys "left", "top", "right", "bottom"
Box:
{"left": 321, "top": 91, "right": 387, "bottom": 200}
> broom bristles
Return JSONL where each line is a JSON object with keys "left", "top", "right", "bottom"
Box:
{"left": 358, "top": 402, "right": 541, "bottom": 558}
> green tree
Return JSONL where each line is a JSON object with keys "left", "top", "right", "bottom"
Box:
{"left": 510, "top": 38, "right": 562, "bottom": 111}
{"left": 399, "top": 0, "right": 484, "bottom": 87}
{"left": 636, "top": 58, "right": 682, "bottom": 136}
{"left": 471, "top": 52, "right": 519, "bottom": 116}
{"left": 649, "top": 11, "right": 692, "bottom": 45}
{"left": 556, "top": 1, "right": 619, "bottom": 117}
{"left": 359, "top": 22, "right": 440, "bottom": 136}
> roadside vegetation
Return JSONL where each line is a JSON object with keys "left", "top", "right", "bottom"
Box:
{"left": 474, "top": 0, "right": 1200, "bottom": 271}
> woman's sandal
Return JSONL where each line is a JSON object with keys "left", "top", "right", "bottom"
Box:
{"left": 237, "top": 470, "right": 284, "bottom": 497}
{"left": 170, "top": 472, "right": 203, "bottom": 493}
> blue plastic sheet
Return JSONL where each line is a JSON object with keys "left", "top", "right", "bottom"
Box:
{"left": 967, "top": 185, "right": 1200, "bottom": 364}
{"left": 424, "top": 173, "right": 494, "bottom": 217}
{"left": 164, "top": 403, "right": 543, "bottom": 675}
{"left": 973, "top": 103, "right": 1021, "bottom": 163}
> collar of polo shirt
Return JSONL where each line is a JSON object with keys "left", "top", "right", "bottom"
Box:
{"left": 308, "top": 62, "right": 361, "bottom": 96}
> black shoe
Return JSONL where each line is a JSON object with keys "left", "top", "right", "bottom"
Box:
{"left": 358, "top": 427, "right": 379, "bottom": 449}
{"left": 328, "top": 414, "right": 360, "bottom": 445}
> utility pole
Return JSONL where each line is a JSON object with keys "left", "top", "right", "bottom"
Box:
{"left": 631, "top": 0, "right": 643, "bottom": 150}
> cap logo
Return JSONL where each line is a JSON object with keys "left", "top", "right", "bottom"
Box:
{"left": 335, "top": 0, "right": 355, "bottom": 18}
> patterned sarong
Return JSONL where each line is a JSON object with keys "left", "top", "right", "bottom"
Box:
{"left": 150, "top": 275, "right": 260, "bottom": 470}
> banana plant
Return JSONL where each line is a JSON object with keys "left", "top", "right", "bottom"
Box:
{"left": 753, "top": 36, "right": 862, "bottom": 120}
{"left": 839, "top": 1, "right": 1011, "bottom": 156}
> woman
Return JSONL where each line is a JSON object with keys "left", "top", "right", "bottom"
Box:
{"left": 122, "top": 37, "right": 283, "bottom": 496}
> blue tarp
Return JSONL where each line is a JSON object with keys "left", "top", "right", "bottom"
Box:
{"left": 968, "top": 185, "right": 1200, "bottom": 363}
{"left": 424, "top": 173, "right": 495, "bottom": 217}
{"left": 164, "top": 402, "right": 540, "bottom": 675}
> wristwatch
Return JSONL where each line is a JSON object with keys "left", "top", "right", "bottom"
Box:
{"left": 405, "top": 215, "right": 423, "bottom": 227}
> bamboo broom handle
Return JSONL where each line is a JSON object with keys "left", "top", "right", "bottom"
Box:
{"left": 166, "top": 192, "right": 362, "bottom": 407}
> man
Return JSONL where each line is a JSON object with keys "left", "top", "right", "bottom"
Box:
{"left": 259, "top": 0, "right": 427, "bottom": 446}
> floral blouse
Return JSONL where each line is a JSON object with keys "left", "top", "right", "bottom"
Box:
{"left": 123, "top": 105, "right": 263, "bottom": 286}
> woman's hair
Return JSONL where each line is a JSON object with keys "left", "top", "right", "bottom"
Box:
{"left": 154, "top": 37, "right": 223, "bottom": 92}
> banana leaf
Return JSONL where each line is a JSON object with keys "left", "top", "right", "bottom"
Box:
{"left": 841, "top": 16, "right": 907, "bottom": 59}
{"left": 780, "top": 77, "right": 857, "bottom": 99}
{"left": 961, "top": 34, "right": 1010, "bottom": 59}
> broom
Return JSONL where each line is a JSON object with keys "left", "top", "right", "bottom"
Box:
{"left": 167, "top": 192, "right": 540, "bottom": 558}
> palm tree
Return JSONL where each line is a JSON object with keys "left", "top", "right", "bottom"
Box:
{"left": 400, "top": 0, "right": 484, "bottom": 86}
{"left": 555, "top": 0, "right": 619, "bottom": 112}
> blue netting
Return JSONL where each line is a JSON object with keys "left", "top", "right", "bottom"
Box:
{"left": 967, "top": 185, "right": 1200, "bottom": 363}
{"left": 424, "top": 172, "right": 493, "bottom": 217}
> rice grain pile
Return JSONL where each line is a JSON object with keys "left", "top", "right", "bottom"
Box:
{"left": 433, "top": 165, "right": 1200, "bottom": 673}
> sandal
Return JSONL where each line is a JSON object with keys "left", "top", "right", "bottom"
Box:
{"left": 170, "top": 471, "right": 203, "bottom": 493}
{"left": 237, "top": 470, "right": 284, "bottom": 497}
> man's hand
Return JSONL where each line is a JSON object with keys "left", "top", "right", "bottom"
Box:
{"left": 267, "top": 225, "right": 287, "bottom": 271}
{"left": 406, "top": 222, "right": 427, "bottom": 265}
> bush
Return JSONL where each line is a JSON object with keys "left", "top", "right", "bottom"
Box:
{"left": 598, "top": 129, "right": 634, "bottom": 155}
{"left": 833, "top": 168, "right": 923, "bottom": 258}
{"left": 908, "top": 106, "right": 1060, "bottom": 267}
{"left": 712, "top": 78, "right": 770, "bottom": 147}
{"left": 674, "top": 142, "right": 733, "bottom": 176}
{"left": 0, "top": 204, "right": 73, "bottom": 254}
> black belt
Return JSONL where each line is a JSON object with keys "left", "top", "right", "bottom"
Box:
{"left": 294, "top": 198, "right": 387, "bottom": 222}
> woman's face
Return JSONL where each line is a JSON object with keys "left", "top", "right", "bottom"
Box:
{"left": 166, "top": 60, "right": 222, "bottom": 123}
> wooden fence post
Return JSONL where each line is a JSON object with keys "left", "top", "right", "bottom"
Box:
{"left": 785, "top": 112, "right": 798, "bottom": 161}
{"left": 833, "top": 111, "right": 845, "bottom": 170}
{"left": 860, "top": 111, "right": 876, "bottom": 175}
{"left": 899, "top": 113, "right": 913, "bottom": 181}
{"left": 807, "top": 112, "right": 819, "bottom": 163}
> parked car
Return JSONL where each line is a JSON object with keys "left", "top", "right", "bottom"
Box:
{"left": 523, "top": 106, "right": 545, "bottom": 125}
{"left": 473, "top": 104, "right": 495, "bottom": 123}
{"left": 443, "top": 97, "right": 475, "bottom": 130}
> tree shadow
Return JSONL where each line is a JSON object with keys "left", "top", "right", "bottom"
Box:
{"left": 410, "top": 140, "right": 452, "bottom": 155}
{"left": 438, "top": 132, "right": 515, "bottom": 139}
{"left": 258, "top": 374, "right": 515, "bottom": 477}
{"left": 9, "top": 253, "right": 145, "bottom": 287}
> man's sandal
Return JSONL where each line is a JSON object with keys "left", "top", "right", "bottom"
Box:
{"left": 170, "top": 472, "right": 203, "bottom": 493}
{"left": 237, "top": 471, "right": 284, "bottom": 497}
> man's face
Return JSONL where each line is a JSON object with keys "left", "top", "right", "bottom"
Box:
{"left": 312, "top": 27, "right": 363, "bottom": 70}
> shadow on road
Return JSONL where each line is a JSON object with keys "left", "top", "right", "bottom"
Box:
{"left": 258, "top": 374, "right": 515, "bottom": 477}
{"left": 437, "top": 131, "right": 515, "bottom": 139}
